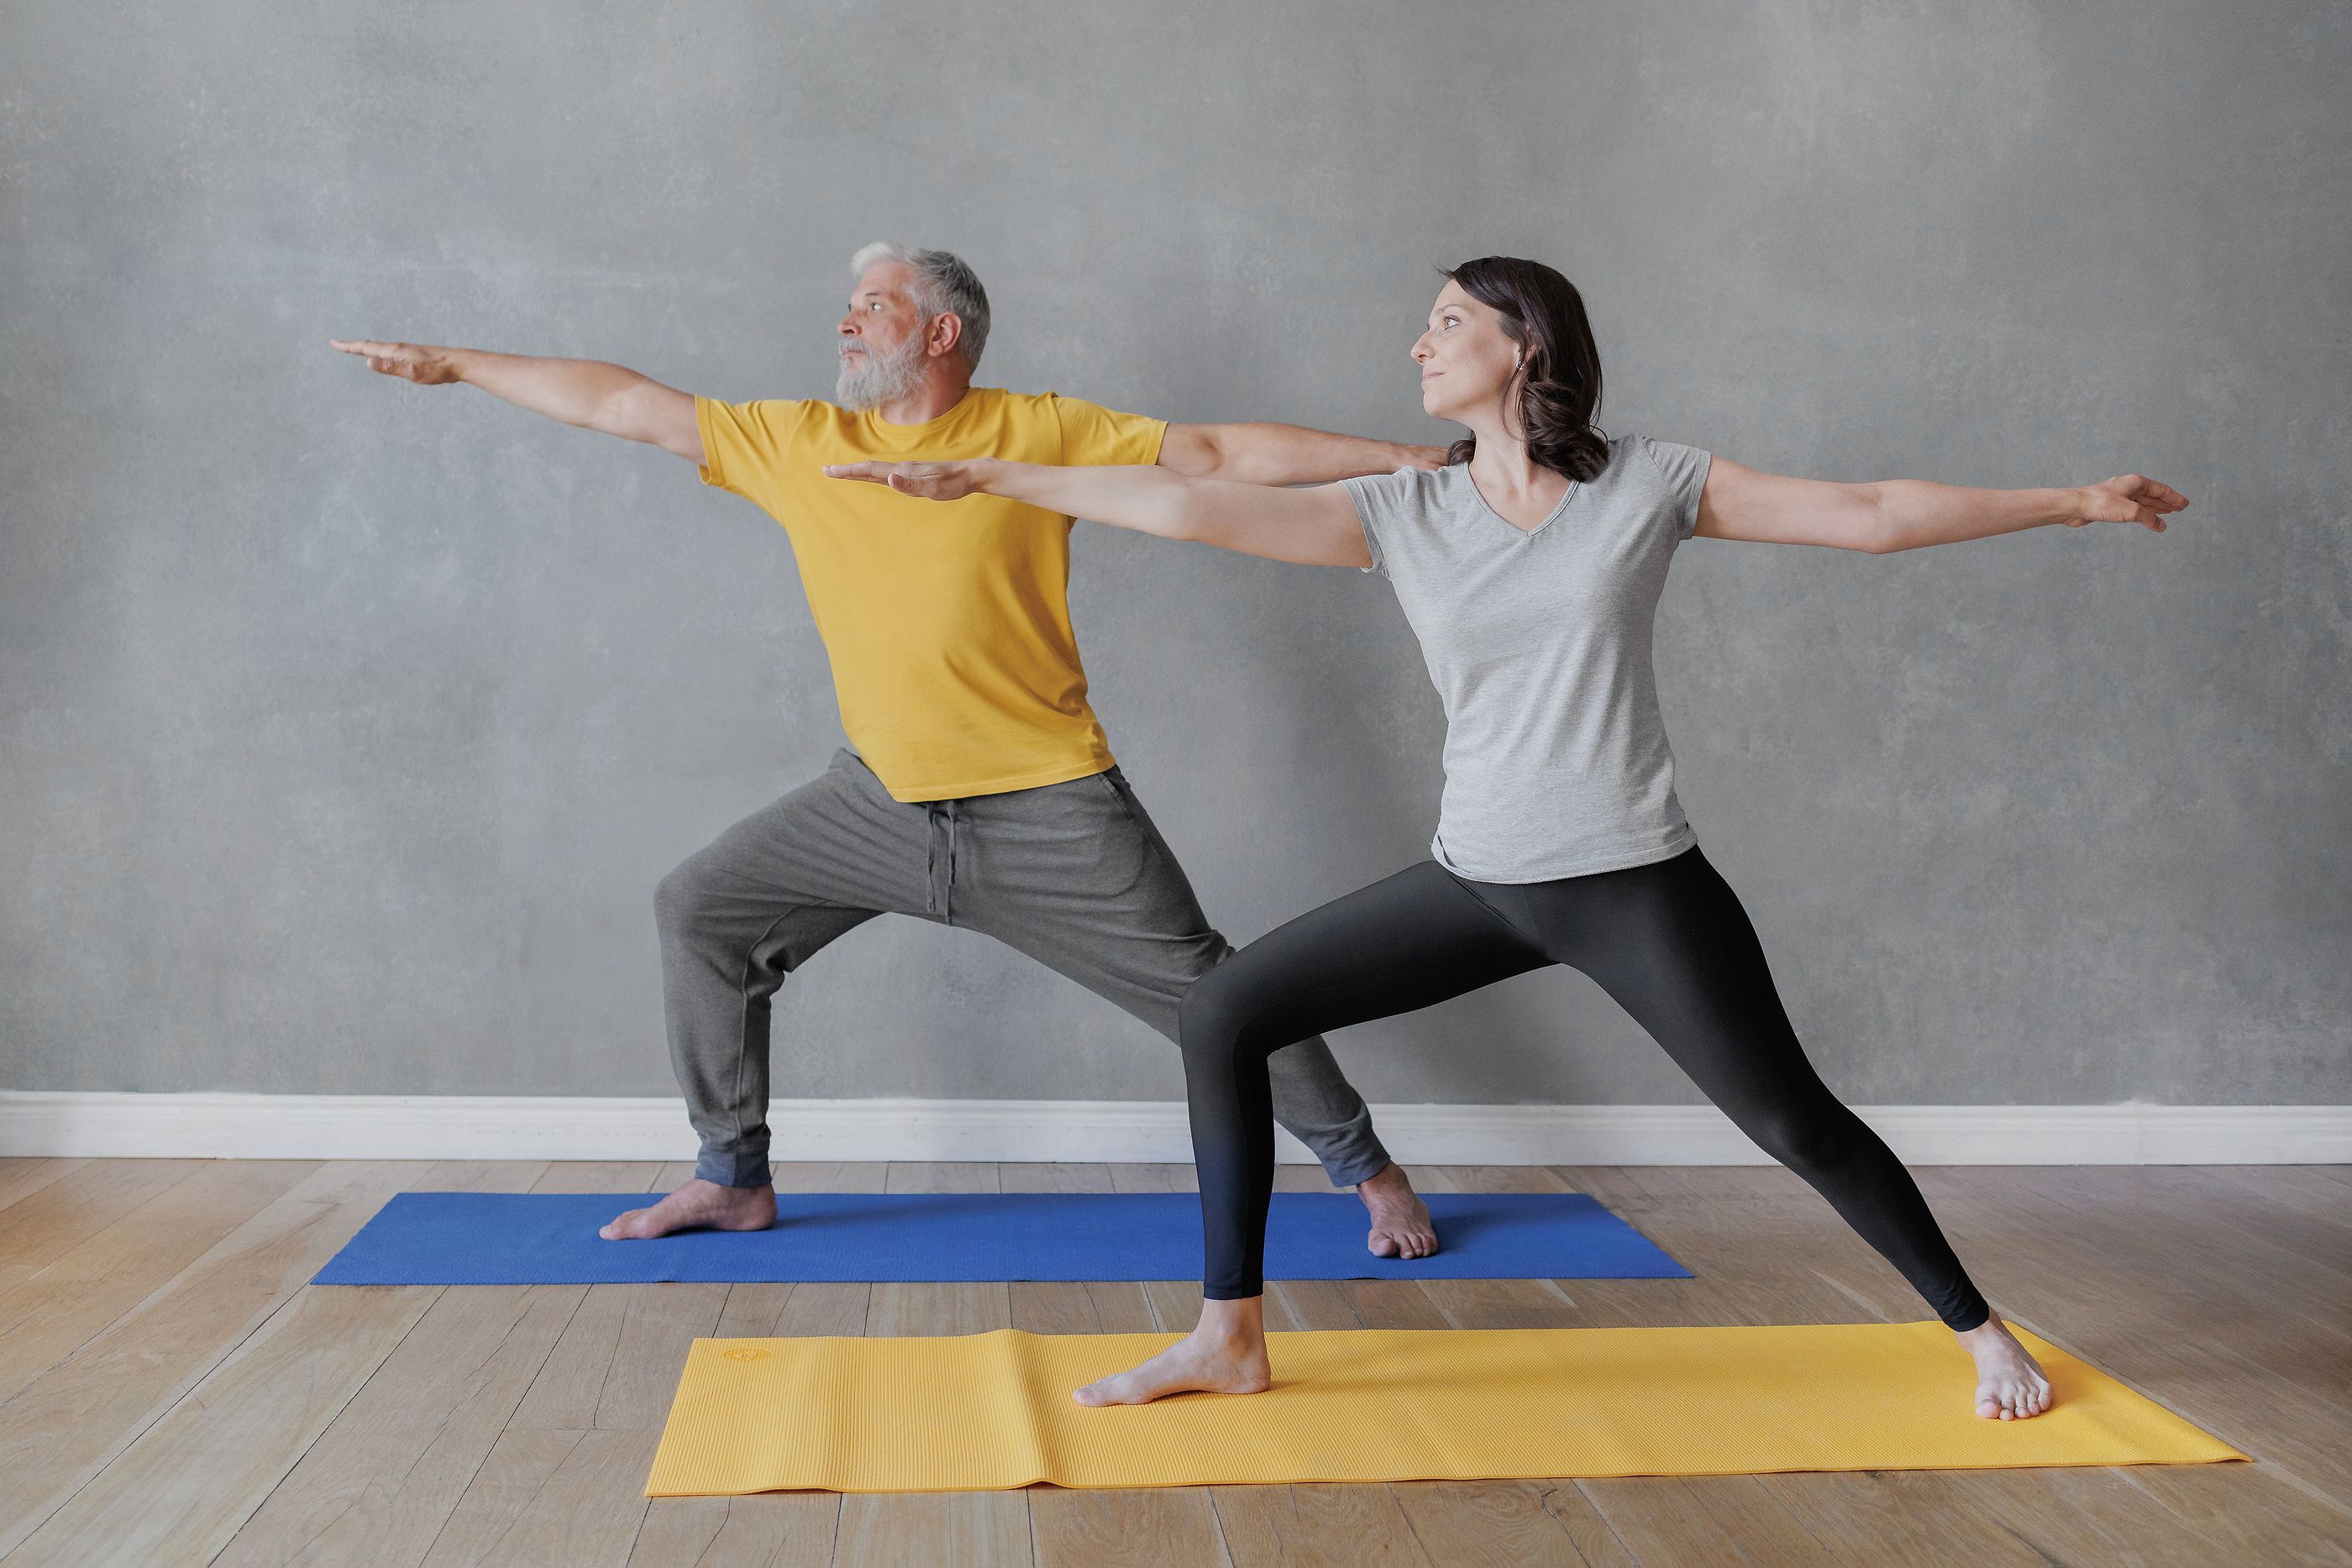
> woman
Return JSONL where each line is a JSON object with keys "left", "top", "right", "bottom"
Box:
{"left": 829, "top": 257, "right": 2186, "bottom": 1421}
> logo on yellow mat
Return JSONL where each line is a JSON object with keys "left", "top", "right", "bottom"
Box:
{"left": 722, "top": 1347, "right": 772, "bottom": 1362}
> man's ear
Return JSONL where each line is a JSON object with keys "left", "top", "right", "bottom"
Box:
{"left": 929, "top": 312, "right": 964, "bottom": 359}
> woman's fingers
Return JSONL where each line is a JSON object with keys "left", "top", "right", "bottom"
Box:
{"left": 825, "top": 461, "right": 965, "bottom": 500}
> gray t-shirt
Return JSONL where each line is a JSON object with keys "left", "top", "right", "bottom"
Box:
{"left": 1341, "top": 434, "right": 1712, "bottom": 884}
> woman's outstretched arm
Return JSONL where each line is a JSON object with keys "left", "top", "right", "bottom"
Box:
{"left": 1694, "top": 455, "right": 2189, "bottom": 553}
{"left": 824, "top": 459, "right": 1373, "bottom": 569}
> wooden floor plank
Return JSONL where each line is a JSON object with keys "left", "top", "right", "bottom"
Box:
{"left": 2116, "top": 1461, "right": 2352, "bottom": 1565}
{"left": 0, "top": 1161, "right": 428, "bottom": 1557}
{"left": 774, "top": 1162, "right": 889, "bottom": 1193}
{"left": 1213, "top": 1482, "right": 1434, "bottom": 1568}
{"left": 628, "top": 1493, "right": 840, "bottom": 1568}
{"left": 467, "top": 1426, "right": 664, "bottom": 1568}
{"left": 0, "top": 1159, "right": 87, "bottom": 1217}
{"left": 415, "top": 1429, "right": 583, "bottom": 1568}
{"left": 1109, "top": 1163, "right": 1195, "bottom": 1193}
{"left": 997, "top": 1162, "right": 1116, "bottom": 1193}
{"left": 0, "top": 1158, "right": 213, "bottom": 1294}
{"left": 2198, "top": 1164, "right": 2352, "bottom": 1240}
{"left": 883, "top": 1161, "right": 1000, "bottom": 1193}
{"left": 1388, "top": 1479, "right": 1636, "bottom": 1568}
{"left": 1757, "top": 1470, "right": 2055, "bottom": 1568}
{"left": 212, "top": 1283, "right": 586, "bottom": 1568}
{"left": 1031, "top": 1486, "right": 1228, "bottom": 1568}
{"left": 0, "top": 1159, "right": 318, "bottom": 1403}
{"left": 3, "top": 1281, "right": 438, "bottom": 1568}
{"left": 202, "top": 1154, "right": 567, "bottom": 1568}
{"left": 865, "top": 1279, "right": 1012, "bottom": 1338}
{"left": 832, "top": 1491, "right": 1030, "bottom": 1568}
{"left": 1579, "top": 1475, "right": 1862, "bottom": 1567}
{"left": 532, "top": 1162, "right": 666, "bottom": 1194}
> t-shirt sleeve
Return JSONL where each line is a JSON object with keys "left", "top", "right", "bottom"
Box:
{"left": 1048, "top": 395, "right": 1169, "bottom": 468}
{"left": 693, "top": 396, "right": 811, "bottom": 503}
{"left": 1338, "top": 469, "right": 1417, "bottom": 577}
{"left": 1636, "top": 435, "right": 1714, "bottom": 541}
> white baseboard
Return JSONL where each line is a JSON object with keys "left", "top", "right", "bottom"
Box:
{"left": 0, "top": 1092, "right": 2344, "bottom": 1165}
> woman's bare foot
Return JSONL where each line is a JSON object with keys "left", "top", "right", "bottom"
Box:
{"left": 1074, "top": 1297, "right": 1272, "bottom": 1406}
{"left": 1956, "top": 1312, "right": 2054, "bottom": 1419}
{"left": 1358, "top": 1163, "right": 1437, "bottom": 1260}
{"left": 598, "top": 1178, "right": 777, "bottom": 1240}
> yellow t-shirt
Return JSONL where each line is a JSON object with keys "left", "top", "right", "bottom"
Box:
{"left": 693, "top": 387, "right": 1168, "bottom": 802}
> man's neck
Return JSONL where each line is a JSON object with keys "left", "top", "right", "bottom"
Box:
{"left": 872, "top": 373, "right": 976, "bottom": 427}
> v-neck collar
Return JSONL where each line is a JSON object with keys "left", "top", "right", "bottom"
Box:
{"left": 1460, "top": 465, "right": 1578, "bottom": 541}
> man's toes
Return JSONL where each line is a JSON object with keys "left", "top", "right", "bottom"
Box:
{"left": 1369, "top": 1231, "right": 1400, "bottom": 1258}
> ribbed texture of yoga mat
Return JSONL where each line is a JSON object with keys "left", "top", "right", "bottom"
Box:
{"left": 311, "top": 1191, "right": 1687, "bottom": 1284}
{"left": 644, "top": 1321, "right": 2243, "bottom": 1495}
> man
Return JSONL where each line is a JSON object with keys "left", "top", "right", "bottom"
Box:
{"left": 333, "top": 242, "right": 1441, "bottom": 1253}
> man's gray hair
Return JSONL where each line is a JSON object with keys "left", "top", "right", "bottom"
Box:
{"left": 850, "top": 242, "right": 991, "bottom": 371}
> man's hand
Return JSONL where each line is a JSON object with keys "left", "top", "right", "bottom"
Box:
{"left": 1397, "top": 443, "right": 1451, "bottom": 471}
{"left": 330, "top": 339, "right": 465, "bottom": 385}
{"left": 2071, "top": 475, "right": 2189, "bottom": 532}
{"left": 824, "top": 459, "right": 991, "bottom": 501}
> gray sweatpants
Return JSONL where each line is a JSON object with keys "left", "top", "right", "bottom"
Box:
{"left": 654, "top": 747, "right": 1393, "bottom": 1190}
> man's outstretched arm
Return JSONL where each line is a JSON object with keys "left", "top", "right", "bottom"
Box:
{"left": 1159, "top": 422, "right": 1446, "bottom": 485}
{"left": 328, "top": 340, "right": 705, "bottom": 464}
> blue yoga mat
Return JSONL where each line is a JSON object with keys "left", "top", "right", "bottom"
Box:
{"left": 312, "top": 1191, "right": 1688, "bottom": 1285}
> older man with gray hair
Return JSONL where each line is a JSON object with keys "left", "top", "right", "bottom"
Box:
{"left": 331, "top": 243, "right": 1444, "bottom": 1253}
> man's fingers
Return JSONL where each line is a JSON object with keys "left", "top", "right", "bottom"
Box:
{"left": 823, "top": 463, "right": 892, "bottom": 484}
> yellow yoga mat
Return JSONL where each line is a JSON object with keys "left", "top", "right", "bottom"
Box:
{"left": 644, "top": 1321, "right": 2244, "bottom": 1495}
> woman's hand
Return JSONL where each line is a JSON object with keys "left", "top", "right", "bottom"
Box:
{"left": 824, "top": 459, "right": 990, "bottom": 501}
{"left": 2071, "top": 475, "right": 2190, "bottom": 532}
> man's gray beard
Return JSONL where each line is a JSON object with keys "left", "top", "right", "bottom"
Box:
{"left": 835, "top": 330, "right": 932, "bottom": 410}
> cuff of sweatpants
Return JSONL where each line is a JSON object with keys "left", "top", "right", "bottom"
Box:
{"left": 1312, "top": 1127, "right": 1393, "bottom": 1189}
{"left": 695, "top": 1148, "right": 772, "bottom": 1189}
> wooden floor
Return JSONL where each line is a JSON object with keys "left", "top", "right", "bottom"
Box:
{"left": 0, "top": 1159, "right": 2345, "bottom": 1566}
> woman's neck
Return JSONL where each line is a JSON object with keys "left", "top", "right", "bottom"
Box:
{"left": 1463, "top": 424, "right": 1564, "bottom": 506}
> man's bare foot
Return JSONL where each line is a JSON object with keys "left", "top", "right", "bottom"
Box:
{"left": 598, "top": 1178, "right": 777, "bottom": 1240}
{"left": 1956, "top": 1312, "right": 2054, "bottom": 1419}
{"left": 1357, "top": 1162, "right": 1437, "bottom": 1260}
{"left": 1074, "top": 1298, "right": 1272, "bottom": 1406}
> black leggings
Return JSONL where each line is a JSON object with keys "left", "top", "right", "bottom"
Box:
{"left": 1179, "top": 846, "right": 1991, "bottom": 1330}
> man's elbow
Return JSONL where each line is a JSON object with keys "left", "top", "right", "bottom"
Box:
{"left": 1158, "top": 424, "right": 1227, "bottom": 480}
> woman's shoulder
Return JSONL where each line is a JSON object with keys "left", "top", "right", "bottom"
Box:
{"left": 1342, "top": 459, "right": 1473, "bottom": 514}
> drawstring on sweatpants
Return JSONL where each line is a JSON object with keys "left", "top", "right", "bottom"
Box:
{"left": 924, "top": 799, "right": 961, "bottom": 925}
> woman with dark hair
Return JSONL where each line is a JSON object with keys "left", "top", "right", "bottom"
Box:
{"left": 829, "top": 257, "right": 2187, "bottom": 1420}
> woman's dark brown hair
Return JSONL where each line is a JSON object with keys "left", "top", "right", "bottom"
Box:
{"left": 1441, "top": 256, "right": 1608, "bottom": 481}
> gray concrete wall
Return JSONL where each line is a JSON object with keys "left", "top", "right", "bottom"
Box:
{"left": 4, "top": 0, "right": 2345, "bottom": 1108}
